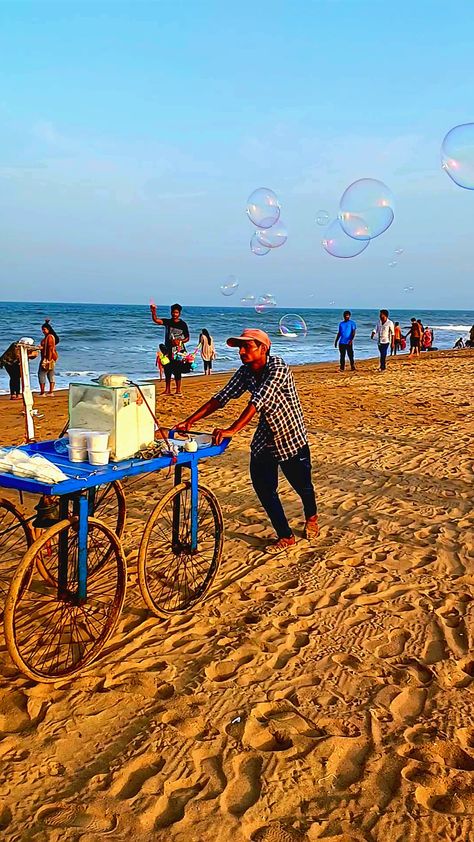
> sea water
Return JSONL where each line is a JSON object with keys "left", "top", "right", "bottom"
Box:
{"left": 0, "top": 301, "right": 473, "bottom": 393}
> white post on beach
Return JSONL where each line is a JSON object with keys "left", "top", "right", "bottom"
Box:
{"left": 18, "top": 343, "right": 36, "bottom": 443}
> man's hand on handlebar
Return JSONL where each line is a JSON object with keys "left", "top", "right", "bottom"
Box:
{"left": 212, "top": 428, "right": 233, "bottom": 446}
{"left": 173, "top": 420, "right": 193, "bottom": 434}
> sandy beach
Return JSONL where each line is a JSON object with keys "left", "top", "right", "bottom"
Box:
{"left": 0, "top": 349, "right": 473, "bottom": 842}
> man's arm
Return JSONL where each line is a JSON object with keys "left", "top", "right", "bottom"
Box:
{"left": 150, "top": 304, "right": 165, "bottom": 326}
{"left": 174, "top": 397, "right": 222, "bottom": 433}
{"left": 334, "top": 330, "right": 340, "bottom": 348}
{"left": 213, "top": 402, "right": 257, "bottom": 445}
{"left": 348, "top": 327, "right": 356, "bottom": 343}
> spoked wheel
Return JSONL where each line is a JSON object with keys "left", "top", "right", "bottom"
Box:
{"left": 4, "top": 517, "right": 126, "bottom": 682}
{"left": 138, "top": 481, "right": 223, "bottom": 617}
{"left": 0, "top": 498, "right": 34, "bottom": 607}
{"left": 35, "top": 482, "right": 126, "bottom": 585}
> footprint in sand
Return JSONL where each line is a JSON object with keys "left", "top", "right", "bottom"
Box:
{"left": 35, "top": 803, "right": 117, "bottom": 833}
{"left": 389, "top": 687, "right": 427, "bottom": 725}
{"left": 400, "top": 737, "right": 474, "bottom": 815}
{"left": 109, "top": 753, "right": 165, "bottom": 799}
{"left": 375, "top": 629, "right": 411, "bottom": 659}
{"left": 436, "top": 605, "right": 470, "bottom": 658}
{"left": 220, "top": 752, "right": 262, "bottom": 816}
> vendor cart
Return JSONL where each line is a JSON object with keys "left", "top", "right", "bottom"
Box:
{"left": 0, "top": 434, "right": 228, "bottom": 682}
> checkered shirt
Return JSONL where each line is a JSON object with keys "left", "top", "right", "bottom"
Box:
{"left": 214, "top": 356, "right": 308, "bottom": 460}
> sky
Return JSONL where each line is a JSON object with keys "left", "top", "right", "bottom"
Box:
{"left": 0, "top": 0, "right": 473, "bottom": 309}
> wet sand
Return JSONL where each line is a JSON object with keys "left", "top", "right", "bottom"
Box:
{"left": 0, "top": 349, "right": 473, "bottom": 841}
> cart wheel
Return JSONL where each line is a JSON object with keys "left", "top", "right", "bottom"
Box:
{"left": 35, "top": 481, "right": 126, "bottom": 585}
{"left": 138, "top": 481, "right": 223, "bottom": 617}
{"left": 4, "top": 517, "right": 126, "bottom": 682}
{"left": 0, "top": 498, "right": 34, "bottom": 607}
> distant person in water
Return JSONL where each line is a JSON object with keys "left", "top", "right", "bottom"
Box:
{"left": 405, "top": 317, "right": 422, "bottom": 357}
{"left": 199, "top": 329, "right": 216, "bottom": 375}
{"left": 334, "top": 310, "right": 357, "bottom": 372}
{"left": 150, "top": 303, "right": 190, "bottom": 396}
{"left": 372, "top": 310, "right": 394, "bottom": 372}
{"left": 39, "top": 320, "right": 59, "bottom": 396}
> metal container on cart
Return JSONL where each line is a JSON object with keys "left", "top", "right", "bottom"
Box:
{"left": 68, "top": 382, "right": 155, "bottom": 461}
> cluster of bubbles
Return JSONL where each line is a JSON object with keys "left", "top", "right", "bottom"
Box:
{"left": 403, "top": 285, "right": 415, "bottom": 294}
{"left": 246, "top": 188, "right": 288, "bottom": 256}
{"left": 255, "top": 293, "right": 277, "bottom": 313}
{"left": 279, "top": 313, "right": 308, "bottom": 338}
{"left": 388, "top": 246, "right": 404, "bottom": 268}
{"left": 321, "top": 178, "right": 395, "bottom": 259}
{"left": 441, "top": 123, "right": 474, "bottom": 190}
{"left": 220, "top": 274, "right": 239, "bottom": 296}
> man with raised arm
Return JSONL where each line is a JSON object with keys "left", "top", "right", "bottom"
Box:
{"left": 174, "top": 328, "right": 319, "bottom": 555}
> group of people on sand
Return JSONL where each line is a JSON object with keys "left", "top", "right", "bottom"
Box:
{"left": 334, "top": 309, "right": 437, "bottom": 373}
{"left": 0, "top": 320, "right": 60, "bottom": 400}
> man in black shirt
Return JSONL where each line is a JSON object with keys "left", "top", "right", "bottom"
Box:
{"left": 150, "top": 303, "right": 190, "bottom": 396}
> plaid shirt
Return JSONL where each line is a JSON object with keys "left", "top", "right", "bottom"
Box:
{"left": 214, "top": 356, "right": 308, "bottom": 460}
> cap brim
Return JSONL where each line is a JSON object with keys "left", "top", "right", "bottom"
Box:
{"left": 226, "top": 336, "right": 253, "bottom": 347}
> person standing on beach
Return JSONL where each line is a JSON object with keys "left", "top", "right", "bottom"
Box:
{"left": 334, "top": 310, "right": 357, "bottom": 372}
{"left": 405, "top": 317, "right": 422, "bottom": 357}
{"left": 371, "top": 310, "right": 394, "bottom": 372}
{"left": 174, "top": 328, "right": 319, "bottom": 554}
{"left": 150, "top": 303, "right": 190, "bottom": 396}
{"left": 199, "top": 328, "right": 216, "bottom": 375}
{"left": 38, "top": 320, "right": 59, "bottom": 396}
{"left": 391, "top": 322, "right": 402, "bottom": 355}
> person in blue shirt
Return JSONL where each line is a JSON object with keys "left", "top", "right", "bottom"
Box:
{"left": 334, "top": 311, "right": 357, "bottom": 372}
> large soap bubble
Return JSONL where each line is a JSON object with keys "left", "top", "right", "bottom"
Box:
{"left": 220, "top": 274, "right": 239, "bottom": 296}
{"left": 246, "top": 187, "right": 281, "bottom": 229}
{"left": 241, "top": 293, "right": 256, "bottom": 305}
{"left": 441, "top": 123, "right": 474, "bottom": 189}
{"left": 339, "top": 178, "right": 395, "bottom": 240}
{"left": 316, "top": 210, "right": 330, "bottom": 226}
{"left": 279, "top": 314, "right": 307, "bottom": 338}
{"left": 322, "top": 219, "right": 370, "bottom": 258}
{"left": 255, "top": 294, "right": 277, "bottom": 314}
{"left": 250, "top": 232, "right": 270, "bottom": 256}
{"left": 256, "top": 221, "right": 288, "bottom": 249}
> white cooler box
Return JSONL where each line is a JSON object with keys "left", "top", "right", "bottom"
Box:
{"left": 68, "top": 383, "right": 156, "bottom": 461}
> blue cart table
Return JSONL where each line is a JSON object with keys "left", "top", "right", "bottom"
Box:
{"left": 0, "top": 435, "right": 229, "bottom": 682}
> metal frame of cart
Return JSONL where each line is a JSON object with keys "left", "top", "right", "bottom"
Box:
{"left": 0, "top": 434, "right": 228, "bottom": 683}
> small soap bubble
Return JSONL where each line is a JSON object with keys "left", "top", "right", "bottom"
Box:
{"left": 322, "top": 218, "right": 370, "bottom": 258}
{"left": 240, "top": 293, "right": 256, "bottom": 305}
{"left": 255, "top": 294, "right": 277, "bottom": 313}
{"left": 403, "top": 285, "right": 415, "bottom": 294}
{"left": 441, "top": 123, "right": 474, "bottom": 189}
{"left": 250, "top": 232, "right": 270, "bottom": 256}
{"left": 220, "top": 275, "right": 239, "bottom": 296}
{"left": 279, "top": 314, "right": 308, "bottom": 338}
{"left": 246, "top": 187, "right": 281, "bottom": 228}
{"left": 256, "top": 221, "right": 288, "bottom": 249}
{"left": 394, "top": 247, "right": 404, "bottom": 255}
{"left": 316, "top": 210, "right": 330, "bottom": 226}
{"left": 388, "top": 261, "right": 398, "bottom": 268}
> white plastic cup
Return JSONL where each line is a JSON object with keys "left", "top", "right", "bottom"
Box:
{"left": 67, "top": 429, "right": 89, "bottom": 448}
{"left": 67, "top": 444, "right": 88, "bottom": 463}
{"left": 87, "top": 448, "right": 111, "bottom": 466}
{"left": 86, "top": 431, "right": 110, "bottom": 451}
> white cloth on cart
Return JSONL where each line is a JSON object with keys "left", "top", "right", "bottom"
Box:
{"left": 0, "top": 448, "right": 69, "bottom": 484}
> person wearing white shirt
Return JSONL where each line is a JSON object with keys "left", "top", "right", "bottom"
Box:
{"left": 371, "top": 309, "right": 395, "bottom": 371}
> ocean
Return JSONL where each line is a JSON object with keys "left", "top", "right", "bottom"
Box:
{"left": 1, "top": 301, "right": 473, "bottom": 393}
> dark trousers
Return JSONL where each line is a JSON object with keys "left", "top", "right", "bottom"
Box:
{"left": 250, "top": 444, "right": 317, "bottom": 539}
{"left": 4, "top": 362, "right": 21, "bottom": 396}
{"left": 378, "top": 342, "right": 390, "bottom": 370}
{"left": 339, "top": 343, "right": 355, "bottom": 370}
{"left": 163, "top": 360, "right": 182, "bottom": 383}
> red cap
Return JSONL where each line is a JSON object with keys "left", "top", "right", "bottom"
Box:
{"left": 226, "top": 328, "right": 271, "bottom": 350}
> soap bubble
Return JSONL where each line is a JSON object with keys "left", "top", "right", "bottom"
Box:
{"left": 256, "top": 221, "right": 288, "bottom": 249}
{"left": 316, "top": 210, "right": 330, "bottom": 226}
{"left": 255, "top": 294, "right": 277, "bottom": 314}
{"left": 339, "top": 178, "right": 395, "bottom": 240}
{"left": 240, "top": 293, "right": 256, "bottom": 305}
{"left": 279, "top": 314, "right": 308, "bottom": 338}
{"left": 322, "top": 218, "right": 370, "bottom": 258}
{"left": 441, "top": 123, "right": 474, "bottom": 189}
{"left": 246, "top": 187, "right": 281, "bottom": 229}
{"left": 388, "top": 261, "right": 398, "bottom": 268}
{"left": 220, "top": 274, "right": 239, "bottom": 296}
{"left": 403, "top": 286, "right": 415, "bottom": 294}
{"left": 250, "top": 232, "right": 270, "bottom": 256}
{"left": 394, "top": 247, "right": 404, "bottom": 255}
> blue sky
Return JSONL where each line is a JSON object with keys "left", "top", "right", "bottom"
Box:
{"left": 1, "top": 0, "right": 473, "bottom": 308}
